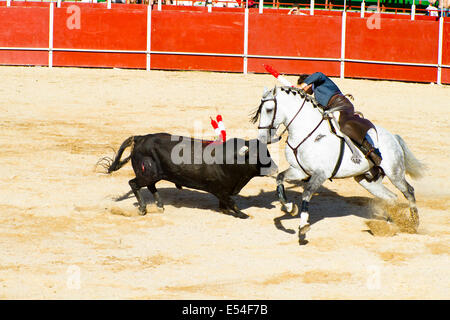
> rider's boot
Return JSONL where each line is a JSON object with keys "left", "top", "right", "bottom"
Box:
{"left": 360, "top": 138, "right": 383, "bottom": 181}
{"left": 361, "top": 138, "right": 382, "bottom": 165}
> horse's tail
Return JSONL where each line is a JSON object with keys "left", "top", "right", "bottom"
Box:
{"left": 394, "top": 134, "right": 426, "bottom": 180}
{"left": 104, "top": 136, "right": 135, "bottom": 174}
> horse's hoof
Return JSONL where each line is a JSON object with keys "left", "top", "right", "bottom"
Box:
{"left": 299, "top": 223, "right": 310, "bottom": 235}
{"left": 298, "top": 233, "right": 308, "bottom": 245}
{"left": 282, "top": 202, "right": 298, "bottom": 216}
{"left": 288, "top": 203, "right": 298, "bottom": 217}
{"left": 410, "top": 208, "right": 419, "bottom": 229}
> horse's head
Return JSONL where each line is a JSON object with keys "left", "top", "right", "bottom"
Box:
{"left": 250, "top": 86, "right": 283, "bottom": 144}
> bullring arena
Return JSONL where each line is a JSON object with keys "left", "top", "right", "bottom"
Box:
{"left": 0, "top": 2, "right": 449, "bottom": 300}
{"left": 1, "top": 66, "right": 449, "bottom": 299}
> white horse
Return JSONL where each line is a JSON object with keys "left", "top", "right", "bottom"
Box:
{"left": 251, "top": 86, "right": 425, "bottom": 236}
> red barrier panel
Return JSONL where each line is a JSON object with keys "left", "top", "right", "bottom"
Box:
{"left": 442, "top": 21, "right": 450, "bottom": 84}
{"left": 0, "top": 7, "right": 49, "bottom": 66}
{"left": 150, "top": 10, "right": 244, "bottom": 72}
{"left": 249, "top": 58, "right": 341, "bottom": 77}
{"left": 52, "top": 7, "right": 147, "bottom": 68}
{"left": 345, "top": 16, "right": 439, "bottom": 82}
{"left": 247, "top": 13, "right": 341, "bottom": 76}
{"left": 0, "top": 5, "right": 447, "bottom": 84}
{"left": 345, "top": 62, "right": 437, "bottom": 82}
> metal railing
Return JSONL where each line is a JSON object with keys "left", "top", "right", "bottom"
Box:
{"left": 0, "top": 1, "right": 448, "bottom": 84}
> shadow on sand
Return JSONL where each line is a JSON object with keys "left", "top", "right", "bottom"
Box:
{"left": 113, "top": 182, "right": 375, "bottom": 237}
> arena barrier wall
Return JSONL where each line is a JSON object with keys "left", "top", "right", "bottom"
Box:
{"left": 0, "top": 4, "right": 448, "bottom": 84}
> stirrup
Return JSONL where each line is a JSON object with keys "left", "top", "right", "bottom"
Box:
{"left": 360, "top": 139, "right": 382, "bottom": 166}
{"left": 364, "top": 166, "right": 384, "bottom": 182}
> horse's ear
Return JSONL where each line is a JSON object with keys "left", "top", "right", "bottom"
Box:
{"left": 272, "top": 86, "right": 277, "bottom": 96}
{"left": 263, "top": 86, "right": 269, "bottom": 95}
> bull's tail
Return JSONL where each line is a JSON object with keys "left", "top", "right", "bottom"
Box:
{"left": 97, "top": 136, "right": 135, "bottom": 174}
{"left": 394, "top": 134, "right": 426, "bottom": 180}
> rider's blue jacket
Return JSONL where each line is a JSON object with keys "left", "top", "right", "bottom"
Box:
{"left": 303, "top": 72, "right": 341, "bottom": 107}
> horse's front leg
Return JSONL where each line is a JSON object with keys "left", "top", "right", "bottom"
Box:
{"left": 276, "top": 166, "right": 308, "bottom": 215}
{"left": 298, "top": 171, "right": 328, "bottom": 235}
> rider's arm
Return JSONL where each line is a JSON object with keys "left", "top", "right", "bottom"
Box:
{"left": 297, "top": 82, "right": 312, "bottom": 94}
{"left": 296, "top": 72, "right": 326, "bottom": 93}
{"left": 303, "top": 72, "right": 326, "bottom": 86}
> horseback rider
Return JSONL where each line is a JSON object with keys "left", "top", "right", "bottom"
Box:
{"left": 296, "top": 72, "right": 382, "bottom": 177}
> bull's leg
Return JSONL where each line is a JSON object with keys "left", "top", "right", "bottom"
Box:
{"left": 129, "top": 178, "right": 147, "bottom": 215}
{"left": 298, "top": 171, "right": 328, "bottom": 235}
{"left": 219, "top": 196, "right": 249, "bottom": 219}
{"left": 147, "top": 183, "right": 164, "bottom": 212}
{"left": 276, "top": 166, "right": 307, "bottom": 216}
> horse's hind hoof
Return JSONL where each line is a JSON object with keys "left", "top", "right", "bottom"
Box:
{"left": 299, "top": 223, "right": 310, "bottom": 235}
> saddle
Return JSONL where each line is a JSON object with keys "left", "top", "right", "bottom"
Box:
{"left": 283, "top": 87, "right": 383, "bottom": 181}
{"left": 323, "top": 96, "right": 384, "bottom": 182}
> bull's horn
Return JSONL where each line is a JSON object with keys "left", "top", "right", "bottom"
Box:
{"left": 238, "top": 146, "right": 249, "bottom": 156}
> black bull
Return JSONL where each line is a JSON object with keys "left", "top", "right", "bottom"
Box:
{"left": 102, "top": 133, "right": 278, "bottom": 218}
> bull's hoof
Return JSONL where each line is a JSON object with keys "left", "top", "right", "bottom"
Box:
{"left": 299, "top": 223, "right": 310, "bottom": 235}
{"left": 235, "top": 212, "right": 250, "bottom": 219}
{"left": 138, "top": 208, "right": 147, "bottom": 216}
{"left": 146, "top": 204, "right": 164, "bottom": 214}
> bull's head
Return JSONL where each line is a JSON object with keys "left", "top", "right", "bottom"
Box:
{"left": 241, "top": 139, "right": 278, "bottom": 176}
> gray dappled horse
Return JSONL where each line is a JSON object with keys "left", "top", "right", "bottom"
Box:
{"left": 252, "top": 86, "right": 425, "bottom": 237}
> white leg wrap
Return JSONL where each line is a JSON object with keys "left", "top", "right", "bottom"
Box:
{"left": 300, "top": 211, "right": 309, "bottom": 226}
{"left": 284, "top": 202, "right": 293, "bottom": 213}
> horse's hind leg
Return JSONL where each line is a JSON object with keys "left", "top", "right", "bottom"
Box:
{"left": 387, "top": 175, "right": 419, "bottom": 228}
{"left": 355, "top": 175, "right": 397, "bottom": 202}
{"left": 129, "top": 178, "right": 147, "bottom": 215}
{"left": 147, "top": 183, "right": 164, "bottom": 212}
{"left": 355, "top": 175, "right": 397, "bottom": 219}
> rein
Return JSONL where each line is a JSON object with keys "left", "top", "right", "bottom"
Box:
{"left": 286, "top": 114, "right": 325, "bottom": 176}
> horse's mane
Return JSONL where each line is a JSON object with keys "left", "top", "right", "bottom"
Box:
{"left": 249, "top": 101, "right": 263, "bottom": 124}
{"left": 249, "top": 86, "right": 321, "bottom": 124}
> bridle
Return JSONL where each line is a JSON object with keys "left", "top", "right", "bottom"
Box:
{"left": 258, "top": 88, "right": 307, "bottom": 143}
{"left": 258, "top": 87, "right": 332, "bottom": 177}
{"left": 257, "top": 87, "right": 346, "bottom": 179}
{"left": 257, "top": 96, "right": 278, "bottom": 131}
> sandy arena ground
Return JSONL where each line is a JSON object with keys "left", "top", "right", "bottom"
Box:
{"left": 0, "top": 66, "right": 448, "bottom": 299}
